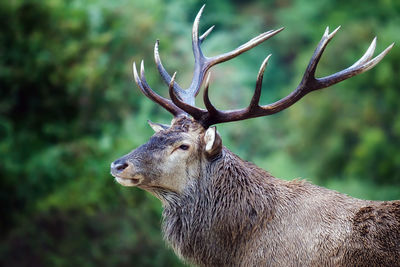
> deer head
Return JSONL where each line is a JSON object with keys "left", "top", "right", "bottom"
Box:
{"left": 110, "top": 5, "right": 393, "bottom": 200}
{"left": 111, "top": 116, "right": 221, "bottom": 199}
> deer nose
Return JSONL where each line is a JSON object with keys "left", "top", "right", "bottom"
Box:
{"left": 111, "top": 159, "right": 129, "bottom": 173}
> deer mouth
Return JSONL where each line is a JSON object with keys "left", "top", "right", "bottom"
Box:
{"left": 114, "top": 176, "right": 142, "bottom": 187}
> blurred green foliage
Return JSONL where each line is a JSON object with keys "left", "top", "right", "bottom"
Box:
{"left": 0, "top": 0, "right": 399, "bottom": 266}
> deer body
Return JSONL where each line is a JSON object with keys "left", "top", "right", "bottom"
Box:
{"left": 116, "top": 117, "right": 400, "bottom": 266}
{"left": 111, "top": 6, "right": 398, "bottom": 266}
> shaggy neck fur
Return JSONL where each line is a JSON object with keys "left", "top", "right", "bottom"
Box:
{"left": 161, "top": 148, "right": 281, "bottom": 265}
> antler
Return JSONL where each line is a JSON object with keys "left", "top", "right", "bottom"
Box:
{"left": 134, "top": 5, "right": 394, "bottom": 128}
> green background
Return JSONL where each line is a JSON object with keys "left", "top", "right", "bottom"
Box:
{"left": 1, "top": 0, "right": 399, "bottom": 266}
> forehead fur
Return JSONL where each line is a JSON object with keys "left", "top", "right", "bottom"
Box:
{"left": 168, "top": 116, "right": 204, "bottom": 134}
{"left": 147, "top": 116, "right": 204, "bottom": 148}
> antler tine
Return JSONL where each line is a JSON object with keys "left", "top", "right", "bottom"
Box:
{"left": 203, "top": 72, "right": 219, "bottom": 117}
{"left": 133, "top": 61, "right": 184, "bottom": 117}
{"left": 154, "top": 40, "right": 186, "bottom": 96}
{"left": 191, "top": 4, "right": 205, "bottom": 59}
{"left": 181, "top": 3, "right": 209, "bottom": 103}
{"left": 349, "top": 37, "right": 376, "bottom": 68}
{"left": 208, "top": 28, "right": 284, "bottom": 65}
{"left": 199, "top": 27, "right": 393, "bottom": 127}
{"left": 300, "top": 26, "right": 341, "bottom": 83}
{"left": 154, "top": 4, "right": 283, "bottom": 108}
{"left": 200, "top": 25, "right": 215, "bottom": 43}
{"left": 249, "top": 54, "right": 272, "bottom": 109}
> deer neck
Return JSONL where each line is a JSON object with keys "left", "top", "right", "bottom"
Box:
{"left": 161, "top": 147, "right": 281, "bottom": 265}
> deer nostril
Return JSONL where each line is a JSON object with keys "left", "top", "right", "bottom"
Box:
{"left": 115, "top": 162, "right": 128, "bottom": 171}
{"left": 111, "top": 159, "right": 129, "bottom": 173}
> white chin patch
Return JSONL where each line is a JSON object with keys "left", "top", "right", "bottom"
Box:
{"left": 115, "top": 177, "right": 141, "bottom": 187}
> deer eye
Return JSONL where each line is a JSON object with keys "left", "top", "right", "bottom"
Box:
{"left": 179, "top": 144, "right": 190, "bottom": 150}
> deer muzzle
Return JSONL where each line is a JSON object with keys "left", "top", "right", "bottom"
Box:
{"left": 110, "top": 159, "right": 143, "bottom": 187}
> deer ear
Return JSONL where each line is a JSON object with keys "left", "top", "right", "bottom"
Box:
{"left": 147, "top": 120, "right": 169, "bottom": 133}
{"left": 203, "top": 126, "right": 222, "bottom": 158}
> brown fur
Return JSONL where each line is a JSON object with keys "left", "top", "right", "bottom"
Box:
{"left": 111, "top": 118, "right": 400, "bottom": 266}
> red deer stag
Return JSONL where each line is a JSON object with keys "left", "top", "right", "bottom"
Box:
{"left": 111, "top": 5, "right": 399, "bottom": 267}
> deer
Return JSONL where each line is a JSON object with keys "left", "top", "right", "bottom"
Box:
{"left": 110, "top": 5, "right": 399, "bottom": 267}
